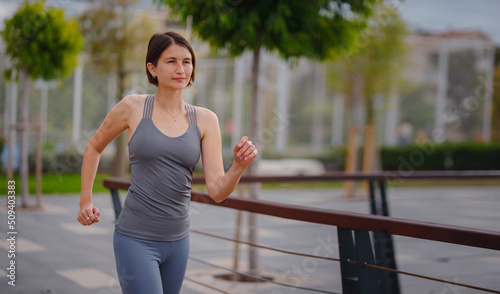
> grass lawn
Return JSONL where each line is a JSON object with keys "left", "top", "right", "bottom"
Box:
{"left": 0, "top": 172, "right": 498, "bottom": 196}
{"left": 0, "top": 173, "right": 111, "bottom": 195}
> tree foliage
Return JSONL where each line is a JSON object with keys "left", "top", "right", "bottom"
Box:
{"left": 157, "top": 0, "right": 379, "bottom": 60}
{"left": 326, "top": 5, "right": 409, "bottom": 124}
{"left": 1, "top": 0, "right": 83, "bottom": 207}
{"left": 79, "top": 0, "right": 162, "bottom": 177}
{"left": 492, "top": 51, "right": 500, "bottom": 141}
{"left": 2, "top": 0, "right": 83, "bottom": 80}
{"left": 79, "top": 0, "right": 158, "bottom": 80}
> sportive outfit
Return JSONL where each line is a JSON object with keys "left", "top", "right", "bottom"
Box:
{"left": 113, "top": 94, "right": 201, "bottom": 294}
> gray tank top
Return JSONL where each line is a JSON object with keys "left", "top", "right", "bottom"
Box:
{"left": 115, "top": 94, "right": 201, "bottom": 241}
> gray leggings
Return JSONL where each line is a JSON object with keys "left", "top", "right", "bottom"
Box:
{"left": 113, "top": 231, "right": 190, "bottom": 294}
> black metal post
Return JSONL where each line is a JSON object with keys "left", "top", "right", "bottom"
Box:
{"left": 368, "top": 180, "right": 401, "bottom": 294}
{"left": 338, "top": 227, "right": 359, "bottom": 293}
{"left": 110, "top": 188, "right": 122, "bottom": 221}
{"left": 377, "top": 180, "right": 401, "bottom": 294}
{"left": 338, "top": 227, "right": 380, "bottom": 294}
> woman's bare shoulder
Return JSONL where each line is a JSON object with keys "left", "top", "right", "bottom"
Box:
{"left": 121, "top": 94, "right": 149, "bottom": 107}
{"left": 104, "top": 94, "right": 148, "bottom": 124}
{"left": 192, "top": 105, "right": 218, "bottom": 139}
{"left": 193, "top": 105, "right": 217, "bottom": 122}
{"left": 114, "top": 94, "right": 148, "bottom": 114}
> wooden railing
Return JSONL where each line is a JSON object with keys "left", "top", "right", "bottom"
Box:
{"left": 103, "top": 171, "right": 500, "bottom": 294}
{"left": 103, "top": 172, "right": 500, "bottom": 250}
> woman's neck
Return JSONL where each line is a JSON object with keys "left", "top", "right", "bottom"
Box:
{"left": 155, "top": 87, "right": 184, "bottom": 111}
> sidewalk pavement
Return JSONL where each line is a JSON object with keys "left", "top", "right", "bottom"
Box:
{"left": 0, "top": 185, "right": 499, "bottom": 294}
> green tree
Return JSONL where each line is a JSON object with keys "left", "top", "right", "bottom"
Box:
{"left": 326, "top": 6, "right": 408, "bottom": 183}
{"left": 327, "top": 6, "right": 408, "bottom": 125}
{"left": 79, "top": 0, "right": 162, "bottom": 177}
{"left": 156, "top": 0, "right": 381, "bottom": 274}
{"left": 446, "top": 49, "right": 482, "bottom": 140}
{"left": 491, "top": 47, "right": 500, "bottom": 142}
{"left": 2, "top": 0, "right": 83, "bottom": 207}
{"left": 159, "top": 0, "right": 379, "bottom": 152}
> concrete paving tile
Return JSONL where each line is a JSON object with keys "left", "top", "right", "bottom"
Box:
{"left": 0, "top": 237, "right": 45, "bottom": 252}
{"left": 39, "top": 203, "right": 72, "bottom": 215}
{"left": 60, "top": 223, "right": 109, "bottom": 235}
{"left": 55, "top": 267, "right": 119, "bottom": 290}
{"left": 184, "top": 267, "right": 325, "bottom": 294}
{"left": 450, "top": 217, "right": 500, "bottom": 230}
{"left": 103, "top": 208, "right": 116, "bottom": 217}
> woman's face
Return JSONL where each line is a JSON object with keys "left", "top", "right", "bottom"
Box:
{"left": 148, "top": 44, "right": 193, "bottom": 90}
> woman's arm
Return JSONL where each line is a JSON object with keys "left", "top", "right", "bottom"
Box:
{"left": 200, "top": 109, "right": 257, "bottom": 203}
{"left": 77, "top": 96, "right": 133, "bottom": 226}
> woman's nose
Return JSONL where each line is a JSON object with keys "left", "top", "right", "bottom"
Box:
{"left": 175, "top": 62, "right": 185, "bottom": 74}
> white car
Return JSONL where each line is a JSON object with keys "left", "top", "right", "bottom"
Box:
{"left": 257, "top": 159, "right": 325, "bottom": 176}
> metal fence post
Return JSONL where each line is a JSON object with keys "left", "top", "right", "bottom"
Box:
{"left": 110, "top": 188, "right": 122, "bottom": 221}
{"left": 354, "top": 230, "right": 381, "bottom": 294}
{"left": 368, "top": 180, "right": 401, "bottom": 294}
{"left": 338, "top": 227, "right": 380, "bottom": 294}
{"left": 338, "top": 227, "right": 359, "bottom": 293}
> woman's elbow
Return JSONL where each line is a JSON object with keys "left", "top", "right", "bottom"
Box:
{"left": 211, "top": 196, "right": 224, "bottom": 203}
{"left": 207, "top": 186, "right": 228, "bottom": 203}
{"left": 83, "top": 141, "right": 103, "bottom": 158}
{"left": 208, "top": 192, "right": 225, "bottom": 203}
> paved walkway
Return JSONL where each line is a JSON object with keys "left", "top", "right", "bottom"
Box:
{"left": 0, "top": 185, "right": 499, "bottom": 294}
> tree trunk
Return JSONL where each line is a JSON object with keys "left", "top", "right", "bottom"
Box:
{"left": 19, "top": 67, "right": 31, "bottom": 208}
{"left": 248, "top": 32, "right": 263, "bottom": 276}
{"left": 361, "top": 124, "right": 376, "bottom": 198}
{"left": 350, "top": 73, "right": 364, "bottom": 127}
{"left": 343, "top": 73, "right": 364, "bottom": 199}
{"left": 343, "top": 125, "right": 359, "bottom": 199}
{"left": 361, "top": 94, "right": 378, "bottom": 198}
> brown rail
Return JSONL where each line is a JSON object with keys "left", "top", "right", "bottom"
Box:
{"left": 234, "top": 170, "right": 500, "bottom": 182}
{"left": 104, "top": 170, "right": 500, "bottom": 188}
{"left": 103, "top": 172, "right": 500, "bottom": 251}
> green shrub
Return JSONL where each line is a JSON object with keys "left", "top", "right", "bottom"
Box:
{"left": 29, "top": 149, "right": 82, "bottom": 173}
{"left": 380, "top": 142, "right": 500, "bottom": 171}
{"left": 28, "top": 148, "right": 115, "bottom": 174}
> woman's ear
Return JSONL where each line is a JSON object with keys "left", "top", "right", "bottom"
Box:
{"left": 147, "top": 62, "right": 156, "bottom": 77}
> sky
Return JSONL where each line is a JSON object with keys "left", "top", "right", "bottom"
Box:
{"left": 0, "top": 0, "right": 499, "bottom": 45}
{"left": 398, "top": 0, "right": 500, "bottom": 45}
